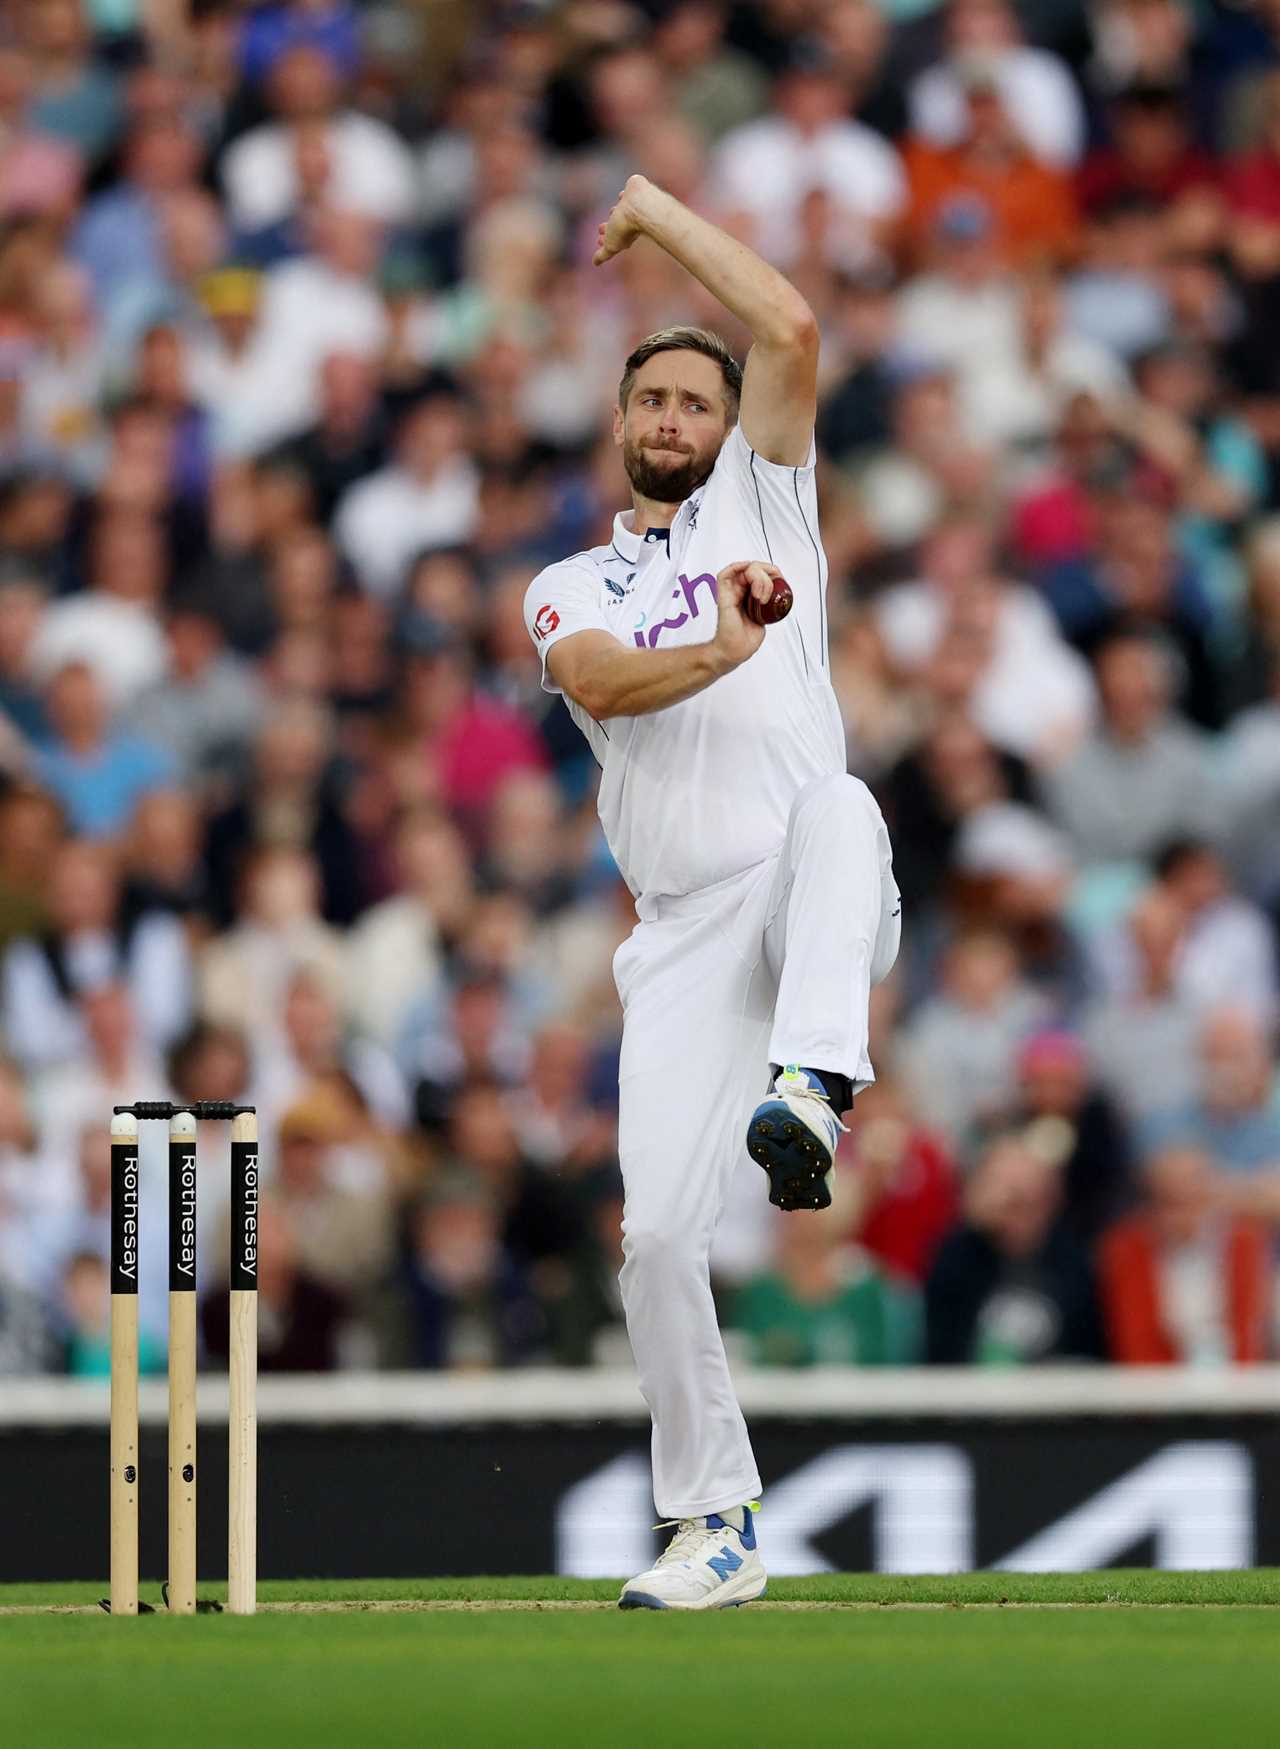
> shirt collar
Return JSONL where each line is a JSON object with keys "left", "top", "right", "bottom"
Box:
{"left": 611, "top": 511, "right": 643, "bottom": 563}
{"left": 612, "top": 510, "right": 675, "bottom": 563}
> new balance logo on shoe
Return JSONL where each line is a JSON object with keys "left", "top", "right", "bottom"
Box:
{"left": 707, "top": 1546, "right": 743, "bottom": 1584}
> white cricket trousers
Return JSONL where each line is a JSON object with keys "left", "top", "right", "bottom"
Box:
{"left": 611, "top": 773, "right": 901, "bottom": 1518}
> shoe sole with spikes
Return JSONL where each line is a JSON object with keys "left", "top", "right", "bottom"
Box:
{"left": 747, "top": 1101, "right": 833, "bottom": 1211}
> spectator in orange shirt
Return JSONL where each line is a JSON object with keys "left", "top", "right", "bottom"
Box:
{"left": 1098, "top": 1146, "right": 1271, "bottom": 1364}
{"left": 904, "top": 59, "right": 1078, "bottom": 268}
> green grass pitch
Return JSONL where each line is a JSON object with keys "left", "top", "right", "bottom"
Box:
{"left": 6, "top": 1574, "right": 1280, "bottom": 1749}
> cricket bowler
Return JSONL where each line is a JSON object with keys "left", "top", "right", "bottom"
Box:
{"left": 524, "top": 175, "right": 901, "bottom": 1609}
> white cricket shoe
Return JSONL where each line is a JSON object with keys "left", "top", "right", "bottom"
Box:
{"left": 618, "top": 1506, "right": 766, "bottom": 1611}
{"left": 746, "top": 1066, "right": 848, "bottom": 1211}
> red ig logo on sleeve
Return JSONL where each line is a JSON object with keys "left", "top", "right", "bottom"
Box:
{"left": 534, "top": 604, "right": 560, "bottom": 640}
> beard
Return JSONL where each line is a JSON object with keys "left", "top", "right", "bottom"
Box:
{"left": 622, "top": 435, "right": 718, "bottom": 503}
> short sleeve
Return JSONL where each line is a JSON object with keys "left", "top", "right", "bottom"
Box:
{"left": 712, "top": 421, "right": 816, "bottom": 503}
{"left": 705, "top": 423, "right": 821, "bottom": 567}
{"left": 523, "top": 561, "right": 609, "bottom": 695}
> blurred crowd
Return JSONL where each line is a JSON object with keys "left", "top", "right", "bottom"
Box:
{"left": 3, "top": 0, "right": 1280, "bottom": 1376}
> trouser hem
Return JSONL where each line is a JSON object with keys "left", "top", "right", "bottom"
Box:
{"left": 656, "top": 1477, "right": 764, "bottom": 1521}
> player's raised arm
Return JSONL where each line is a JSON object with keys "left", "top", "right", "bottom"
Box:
{"left": 594, "top": 175, "right": 818, "bottom": 467}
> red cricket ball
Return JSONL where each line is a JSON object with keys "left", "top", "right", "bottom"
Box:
{"left": 744, "top": 576, "right": 794, "bottom": 626}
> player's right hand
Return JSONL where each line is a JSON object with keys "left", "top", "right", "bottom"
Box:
{"left": 593, "top": 176, "right": 650, "bottom": 266}
{"left": 712, "top": 561, "right": 775, "bottom": 671}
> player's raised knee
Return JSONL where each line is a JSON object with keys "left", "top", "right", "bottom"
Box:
{"left": 788, "top": 771, "right": 878, "bottom": 830}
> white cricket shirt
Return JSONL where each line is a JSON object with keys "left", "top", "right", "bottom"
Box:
{"left": 524, "top": 423, "right": 845, "bottom": 901}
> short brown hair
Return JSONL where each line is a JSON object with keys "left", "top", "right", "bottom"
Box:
{"left": 618, "top": 327, "right": 743, "bottom": 417}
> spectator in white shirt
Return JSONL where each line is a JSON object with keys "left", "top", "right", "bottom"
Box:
{"left": 190, "top": 211, "right": 389, "bottom": 459}
{"left": 964, "top": 270, "right": 1127, "bottom": 457}
{"left": 336, "top": 393, "right": 480, "bottom": 599}
{"left": 221, "top": 45, "right": 415, "bottom": 233}
{"left": 909, "top": 0, "right": 1086, "bottom": 169}
{"left": 711, "top": 37, "right": 905, "bottom": 272}
{"left": 852, "top": 363, "right": 995, "bottom": 552}
{"left": 0, "top": 1056, "right": 75, "bottom": 1294}
{"left": 30, "top": 979, "right": 170, "bottom": 1171}
{"left": 1090, "top": 841, "right": 1279, "bottom": 1024}
{"left": 896, "top": 195, "right": 1023, "bottom": 382}
{"left": 897, "top": 203, "right": 1125, "bottom": 455}
{"left": 187, "top": 266, "right": 312, "bottom": 456}
{"left": 1, "top": 839, "right": 191, "bottom": 1073}
{"left": 31, "top": 505, "right": 168, "bottom": 708}
{"left": 253, "top": 964, "right": 409, "bottom": 1143}
{"left": 878, "top": 512, "right": 1096, "bottom": 759}
{"left": 199, "top": 843, "right": 347, "bottom": 1052}
{"left": 345, "top": 807, "right": 468, "bottom": 1048}
{"left": 260, "top": 206, "right": 389, "bottom": 368}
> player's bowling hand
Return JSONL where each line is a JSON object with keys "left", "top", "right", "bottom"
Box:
{"left": 593, "top": 175, "right": 653, "bottom": 265}
{"left": 711, "top": 561, "right": 774, "bottom": 670}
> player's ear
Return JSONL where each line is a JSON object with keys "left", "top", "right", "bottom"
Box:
{"left": 612, "top": 403, "right": 625, "bottom": 446}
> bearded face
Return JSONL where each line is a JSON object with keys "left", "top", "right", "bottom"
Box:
{"left": 621, "top": 430, "right": 720, "bottom": 502}
{"left": 615, "top": 349, "right": 732, "bottom": 504}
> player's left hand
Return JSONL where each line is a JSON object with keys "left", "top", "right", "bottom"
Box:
{"left": 593, "top": 176, "right": 651, "bottom": 266}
